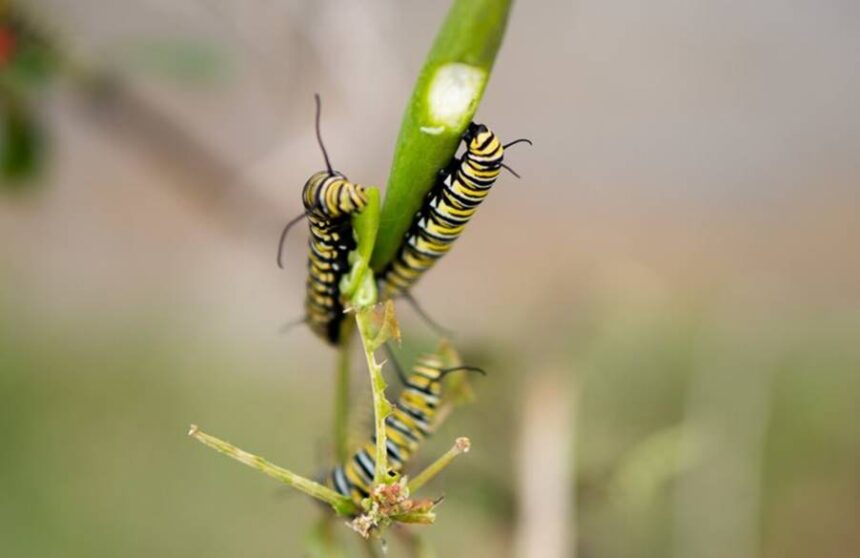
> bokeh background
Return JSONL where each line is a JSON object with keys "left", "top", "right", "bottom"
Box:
{"left": 2, "top": 1, "right": 858, "bottom": 557}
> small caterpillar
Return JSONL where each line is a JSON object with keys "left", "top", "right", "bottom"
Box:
{"left": 379, "top": 123, "right": 530, "bottom": 299}
{"left": 325, "top": 353, "right": 483, "bottom": 504}
{"left": 277, "top": 95, "right": 368, "bottom": 344}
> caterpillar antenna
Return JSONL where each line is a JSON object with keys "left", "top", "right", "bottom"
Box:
{"left": 439, "top": 365, "right": 487, "bottom": 378}
{"left": 314, "top": 93, "right": 334, "bottom": 174}
{"left": 400, "top": 291, "right": 453, "bottom": 336}
{"left": 500, "top": 163, "right": 521, "bottom": 178}
{"left": 503, "top": 137, "right": 533, "bottom": 149}
{"left": 277, "top": 211, "right": 309, "bottom": 268}
{"left": 279, "top": 315, "right": 308, "bottom": 334}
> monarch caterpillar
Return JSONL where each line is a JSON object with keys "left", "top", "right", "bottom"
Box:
{"left": 276, "top": 95, "right": 369, "bottom": 344}
{"left": 379, "top": 123, "right": 531, "bottom": 299}
{"left": 324, "top": 352, "right": 483, "bottom": 504}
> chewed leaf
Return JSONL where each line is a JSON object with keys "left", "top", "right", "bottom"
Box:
{"left": 380, "top": 300, "right": 402, "bottom": 345}
{"left": 370, "top": 0, "right": 513, "bottom": 272}
{"left": 365, "top": 300, "right": 401, "bottom": 351}
{"left": 390, "top": 509, "right": 437, "bottom": 525}
{"left": 425, "top": 63, "right": 486, "bottom": 129}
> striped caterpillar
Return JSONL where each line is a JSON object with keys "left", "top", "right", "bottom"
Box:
{"left": 325, "top": 352, "right": 483, "bottom": 504}
{"left": 380, "top": 123, "right": 530, "bottom": 299}
{"left": 277, "top": 95, "right": 368, "bottom": 344}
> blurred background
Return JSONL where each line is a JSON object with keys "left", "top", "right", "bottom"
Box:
{"left": 1, "top": 1, "right": 858, "bottom": 557}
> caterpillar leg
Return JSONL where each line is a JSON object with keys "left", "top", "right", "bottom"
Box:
{"left": 279, "top": 315, "right": 308, "bottom": 334}
{"left": 276, "top": 210, "right": 310, "bottom": 268}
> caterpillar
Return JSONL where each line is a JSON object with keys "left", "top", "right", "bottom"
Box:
{"left": 325, "top": 353, "right": 483, "bottom": 504}
{"left": 379, "top": 123, "right": 531, "bottom": 299}
{"left": 276, "top": 95, "right": 368, "bottom": 344}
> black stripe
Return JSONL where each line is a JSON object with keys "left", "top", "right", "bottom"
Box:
{"left": 353, "top": 450, "right": 375, "bottom": 482}
{"left": 477, "top": 129, "right": 495, "bottom": 150}
{"left": 386, "top": 416, "right": 422, "bottom": 442}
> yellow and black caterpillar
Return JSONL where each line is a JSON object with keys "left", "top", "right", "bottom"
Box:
{"left": 302, "top": 171, "right": 368, "bottom": 343}
{"left": 379, "top": 123, "right": 530, "bottom": 299}
{"left": 324, "top": 353, "right": 481, "bottom": 503}
{"left": 277, "top": 95, "right": 368, "bottom": 344}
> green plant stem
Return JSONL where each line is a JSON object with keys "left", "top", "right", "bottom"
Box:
{"left": 355, "top": 308, "right": 394, "bottom": 485}
{"left": 334, "top": 329, "right": 353, "bottom": 464}
{"left": 408, "top": 437, "right": 471, "bottom": 493}
{"left": 188, "top": 425, "right": 357, "bottom": 516}
{"left": 371, "top": 0, "right": 513, "bottom": 272}
{"left": 340, "top": 187, "right": 380, "bottom": 299}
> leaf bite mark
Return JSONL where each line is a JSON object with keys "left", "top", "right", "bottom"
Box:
{"left": 420, "top": 126, "right": 445, "bottom": 135}
{"left": 425, "top": 63, "right": 486, "bottom": 129}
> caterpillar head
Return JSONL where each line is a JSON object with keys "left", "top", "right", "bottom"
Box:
{"left": 463, "top": 123, "right": 501, "bottom": 157}
{"left": 413, "top": 353, "right": 486, "bottom": 385}
{"left": 302, "top": 170, "right": 368, "bottom": 219}
{"left": 303, "top": 94, "right": 368, "bottom": 217}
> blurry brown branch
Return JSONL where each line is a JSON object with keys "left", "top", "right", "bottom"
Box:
{"left": 74, "top": 73, "right": 285, "bottom": 234}
{"left": 515, "top": 370, "right": 574, "bottom": 558}
{"left": 10, "top": 1, "right": 286, "bottom": 234}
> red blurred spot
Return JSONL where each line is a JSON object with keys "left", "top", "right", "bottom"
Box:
{"left": 0, "top": 27, "right": 16, "bottom": 66}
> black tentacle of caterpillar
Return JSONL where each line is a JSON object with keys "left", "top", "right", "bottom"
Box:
{"left": 277, "top": 95, "right": 369, "bottom": 344}
{"left": 324, "top": 352, "right": 484, "bottom": 505}
{"left": 379, "top": 122, "right": 531, "bottom": 300}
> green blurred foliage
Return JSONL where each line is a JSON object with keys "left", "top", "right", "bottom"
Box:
{"left": 1, "top": 101, "right": 43, "bottom": 184}
{"left": 0, "top": 8, "right": 58, "bottom": 187}
{"left": 1, "top": 288, "right": 858, "bottom": 557}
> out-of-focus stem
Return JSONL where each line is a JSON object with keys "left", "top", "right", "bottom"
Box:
{"left": 334, "top": 329, "right": 353, "bottom": 464}
{"left": 514, "top": 371, "right": 573, "bottom": 558}
{"left": 408, "top": 437, "right": 471, "bottom": 493}
{"left": 362, "top": 539, "right": 383, "bottom": 558}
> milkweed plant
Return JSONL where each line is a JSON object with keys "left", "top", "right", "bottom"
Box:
{"left": 189, "top": 0, "right": 516, "bottom": 554}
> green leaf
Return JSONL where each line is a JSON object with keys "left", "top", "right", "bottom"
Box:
{"left": 370, "top": 0, "right": 513, "bottom": 272}
{"left": 340, "top": 187, "right": 380, "bottom": 301}
{"left": 1, "top": 102, "right": 44, "bottom": 185}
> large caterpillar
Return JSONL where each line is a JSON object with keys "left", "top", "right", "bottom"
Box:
{"left": 277, "top": 96, "right": 368, "bottom": 344}
{"left": 379, "top": 123, "right": 530, "bottom": 299}
{"left": 325, "top": 353, "right": 482, "bottom": 504}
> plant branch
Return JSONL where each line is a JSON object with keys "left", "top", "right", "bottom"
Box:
{"left": 371, "top": 0, "right": 514, "bottom": 272}
{"left": 334, "top": 329, "right": 353, "bottom": 464}
{"left": 188, "top": 425, "right": 357, "bottom": 516}
{"left": 408, "top": 437, "right": 471, "bottom": 493}
{"left": 340, "top": 187, "right": 380, "bottom": 299}
{"left": 355, "top": 305, "right": 396, "bottom": 485}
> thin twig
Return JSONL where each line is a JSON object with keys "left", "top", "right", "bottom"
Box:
{"left": 408, "top": 437, "right": 471, "bottom": 493}
{"left": 334, "top": 328, "right": 353, "bottom": 463}
{"left": 188, "top": 425, "right": 356, "bottom": 515}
